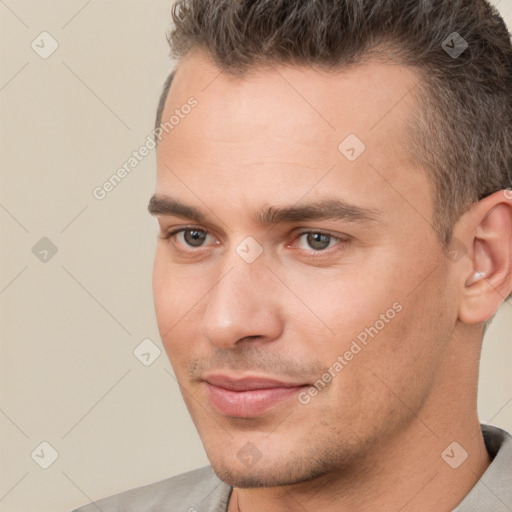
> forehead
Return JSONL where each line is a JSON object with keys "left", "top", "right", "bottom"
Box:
{"left": 158, "top": 50, "right": 421, "bottom": 168}
{"left": 155, "top": 50, "right": 431, "bottom": 231}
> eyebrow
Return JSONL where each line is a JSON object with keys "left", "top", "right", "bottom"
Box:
{"left": 148, "top": 194, "right": 380, "bottom": 226}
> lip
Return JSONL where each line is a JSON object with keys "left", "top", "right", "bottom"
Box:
{"left": 203, "top": 374, "right": 309, "bottom": 417}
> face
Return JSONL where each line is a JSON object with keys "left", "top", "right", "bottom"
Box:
{"left": 151, "top": 50, "right": 459, "bottom": 487}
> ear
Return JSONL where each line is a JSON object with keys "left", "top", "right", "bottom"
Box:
{"left": 458, "top": 190, "right": 512, "bottom": 324}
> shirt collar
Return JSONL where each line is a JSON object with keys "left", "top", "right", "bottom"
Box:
{"left": 453, "top": 424, "right": 512, "bottom": 511}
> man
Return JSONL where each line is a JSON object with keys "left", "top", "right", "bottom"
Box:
{"left": 74, "top": 0, "right": 512, "bottom": 510}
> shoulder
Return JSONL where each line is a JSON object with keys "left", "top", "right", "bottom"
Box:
{"left": 71, "top": 466, "right": 232, "bottom": 512}
{"left": 454, "top": 424, "right": 512, "bottom": 511}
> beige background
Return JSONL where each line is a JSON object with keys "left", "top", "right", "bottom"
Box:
{"left": 0, "top": 1, "right": 511, "bottom": 511}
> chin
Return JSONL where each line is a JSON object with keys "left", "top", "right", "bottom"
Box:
{"left": 208, "top": 452, "right": 338, "bottom": 489}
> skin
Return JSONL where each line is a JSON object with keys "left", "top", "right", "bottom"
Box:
{"left": 150, "top": 49, "right": 512, "bottom": 511}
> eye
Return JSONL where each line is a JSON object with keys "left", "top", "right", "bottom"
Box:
{"left": 165, "top": 227, "right": 215, "bottom": 249}
{"left": 296, "top": 231, "right": 340, "bottom": 251}
{"left": 181, "top": 229, "right": 208, "bottom": 247}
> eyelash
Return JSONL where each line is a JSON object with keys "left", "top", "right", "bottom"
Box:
{"left": 161, "top": 226, "right": 349, "bottom": 259}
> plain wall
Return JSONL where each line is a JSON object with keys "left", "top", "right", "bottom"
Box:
{"left": 0, "top": 1, "right": 511, "bottom": 511}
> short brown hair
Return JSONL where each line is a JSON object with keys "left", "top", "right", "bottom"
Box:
{"left": 156, "top": 0, "right": 512, "bottom": 259}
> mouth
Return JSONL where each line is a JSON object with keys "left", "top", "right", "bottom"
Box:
{"left": 202, "top": 374, "right": 310, "bottom": 418}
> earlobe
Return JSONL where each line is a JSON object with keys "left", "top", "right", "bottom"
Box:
{"left": 458, "top": 192, "right": 512, "bottom": 325}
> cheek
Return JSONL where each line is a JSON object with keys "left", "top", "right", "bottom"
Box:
{"left": 152, "top": 249, "right": 212, "bottom": 364}
{"left": 281, "top": 262, "right": 438, "bottom": 398}
{"left": 152, "top": 251, "right": 192, "bottom": 343}
{"left": 281, "top": 268, "right": 398, "bottom": 350}
{"left": 152, "top": 251, "right": 174, "bottom": 329}
{"left": 338, "top": 276, "right": 453, "bottom": 412}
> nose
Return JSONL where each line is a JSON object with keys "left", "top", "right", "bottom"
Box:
{"left": 200, "top": 257, "right": 284, "bottom": 349}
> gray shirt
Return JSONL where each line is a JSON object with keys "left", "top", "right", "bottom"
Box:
{"left": 73, "top": 424, "right": 511, "bottom": 512}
